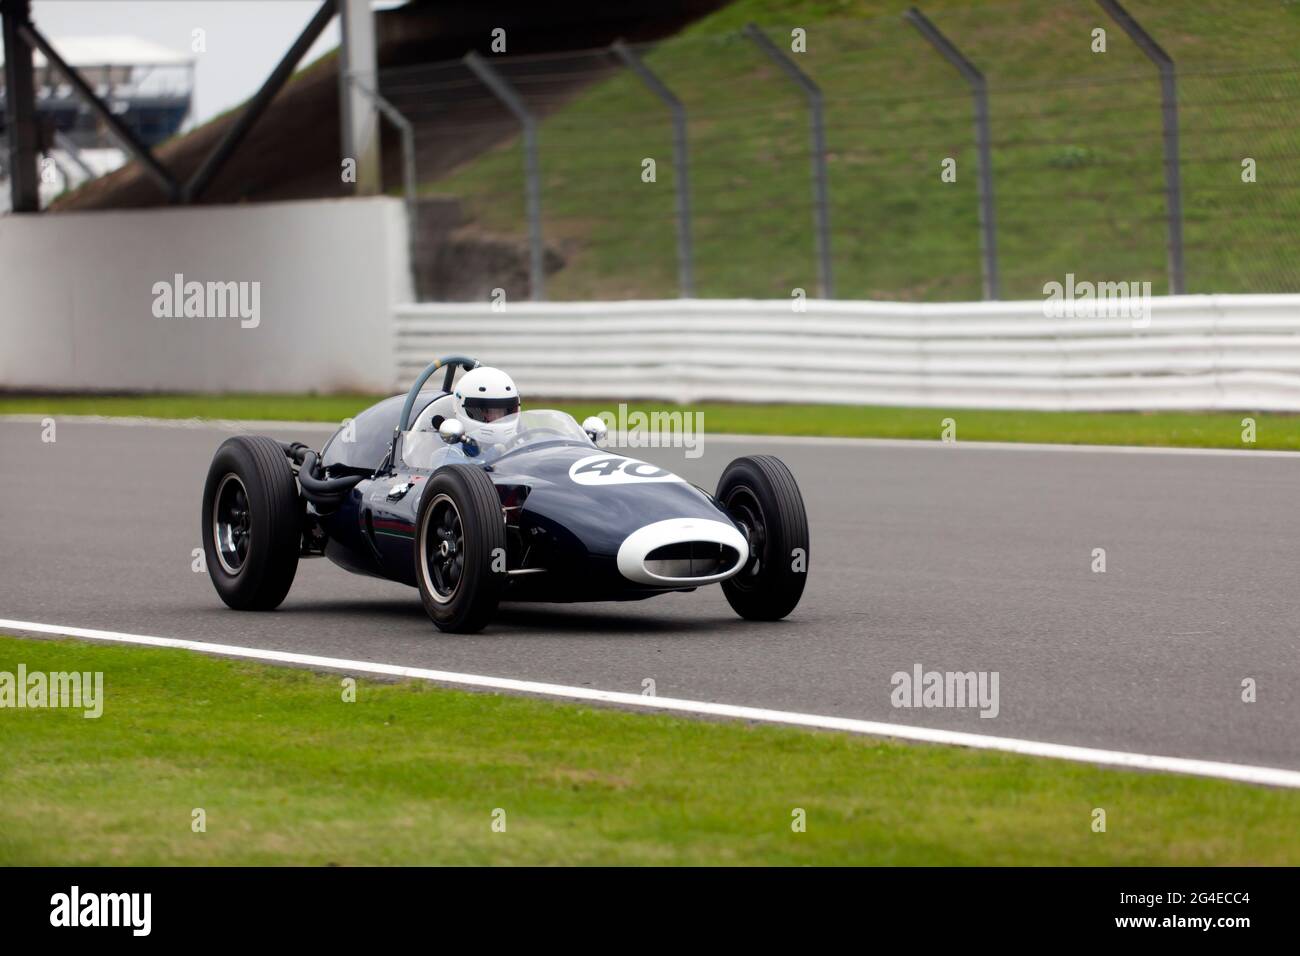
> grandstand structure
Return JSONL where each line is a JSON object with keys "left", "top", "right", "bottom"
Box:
{"left": 0, "top": 33, "right": 193, "bottom": 209}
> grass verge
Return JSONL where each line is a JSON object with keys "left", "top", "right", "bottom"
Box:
{"left": 1, "top": 634, "right": 1297, "bottom": 865}
{"left": 2, "top": 393, "right": 1298, "bottom": 451}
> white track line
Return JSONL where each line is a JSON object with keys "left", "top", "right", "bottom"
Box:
{"left": 2, "top": 413, "right": 1296, "bottom": 457}
{"left": 3, "top": 618, "right": 1297, "bottom": 789}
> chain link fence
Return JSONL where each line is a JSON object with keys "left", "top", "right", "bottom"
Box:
{"left": 378, "top": 0, "right": 1300, "bottom": 302}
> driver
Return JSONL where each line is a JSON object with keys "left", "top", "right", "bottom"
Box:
{"left": 453, "top": 366, "right": 521, "bottom": 449}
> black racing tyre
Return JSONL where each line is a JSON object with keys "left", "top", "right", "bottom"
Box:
{"left": 202, "top": 435, "right": 303, "bottom": 611}
{"left": 415, "top": 464, "right": 508, "bottom": 633}
{"left": 716, "top": 455, "right": 809, "bottom": 621}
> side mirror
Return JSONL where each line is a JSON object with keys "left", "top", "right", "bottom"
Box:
{"left": 582, "top": 416, "right": 608, "bottom": 443}
{"left": 439, "top": 418, "right": 465, "bottom": 445}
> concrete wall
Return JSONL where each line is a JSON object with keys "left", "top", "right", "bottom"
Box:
{"left": 0, "top": 197, "right": 409, "bottom": 393}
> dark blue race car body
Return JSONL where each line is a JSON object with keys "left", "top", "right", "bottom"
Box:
{"left": 313, "top": 392, "right": 747, "bottom": 603}
{"left": 202, "top": 356, "right": 808, "bottom": 632}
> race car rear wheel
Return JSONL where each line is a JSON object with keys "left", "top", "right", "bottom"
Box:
{"left": 415, "top": 464, "right": 507, "bottom": 633}
{"left": 202, "top": 435, "right": 302, "bottom": 610}
{"left": 717, "top": 455, "right": 809, "bottom": 621}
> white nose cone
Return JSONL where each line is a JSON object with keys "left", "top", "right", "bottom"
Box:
{"left": 617, "top": 518, "right": 749, "bottom": 586}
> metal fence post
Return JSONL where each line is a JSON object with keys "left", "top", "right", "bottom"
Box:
{"left": 611, "top": 40, "right": 695, "bottom": 298}
{"left": 3, "top": 0, "right": 42, "bottom": 211}
{"left": 338, "top": 0, "right": 381, "bottom": 196}
{"left": 464, "top": 50, "right": 545, "bottom": 301}
{"left": 1097, "top": 0, "right": 1185, "bottom": 295}
{"left": 345, "top": 72, "right": 418, "bottom": 294}
{"left": 743, "top": 23, "right": 834, "bottom": 299}
{"left": 904, "top": 7, "right": 1000, "bottom": 301}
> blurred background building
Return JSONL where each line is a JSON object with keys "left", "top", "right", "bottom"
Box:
{"left": 0, "top": 34, "right": 193, "bottom": 210}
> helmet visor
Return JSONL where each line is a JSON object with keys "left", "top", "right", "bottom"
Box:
{"left": 464, "top": 397, "right": 519, "bottom": 423}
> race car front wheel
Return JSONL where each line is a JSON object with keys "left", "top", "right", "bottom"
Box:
{"left": 717, "top": 455, "right": 809, "bottom": 621}
{"left": 415, "top": 464, "right": 507, "bottom": 633}
{"left": 202, "top": 435, "right": 303, "bottom": 610}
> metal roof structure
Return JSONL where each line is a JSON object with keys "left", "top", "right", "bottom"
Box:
{"left": 1, "top": 0, "right": 346, "bottom": 210}
{"left": 0, "top": 33, "right": 193, "bottom": 68}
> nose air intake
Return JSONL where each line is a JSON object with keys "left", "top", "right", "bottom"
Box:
{"left": 645, "top": 541, "right": 742, "bottom": 579}
{"left": 617, "top": 518, "right": 749, "bottom": 586}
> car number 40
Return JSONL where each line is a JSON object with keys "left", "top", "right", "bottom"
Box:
{"left": 568, "top": 454, "right": 685, "bottom": 485}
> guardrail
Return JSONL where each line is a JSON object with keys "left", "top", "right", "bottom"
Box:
{"left": 394, "top": 295, "right": 1300, "bottom": 411}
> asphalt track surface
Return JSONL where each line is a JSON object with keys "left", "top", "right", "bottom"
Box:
{"left": 2, "top": 417, "right": 1297, "bottom": 774}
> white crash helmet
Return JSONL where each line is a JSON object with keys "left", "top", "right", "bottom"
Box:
{"left": 453, "top": 366, "right": 520, "bottom": 443}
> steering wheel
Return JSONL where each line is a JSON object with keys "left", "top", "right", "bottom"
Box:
{"left": 516, "top": 425, "right": 569, "bottom": 441}
{"left": 497, "top": 424, "right": 568, "bottom": 452}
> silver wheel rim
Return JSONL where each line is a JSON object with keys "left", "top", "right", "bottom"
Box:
{"left": 420, "top": 493, "right": 464, "bottom": 604}
{"left": 725, "top": 483, "right": 767, "bottom": 587}
{"left": 212, "top": 473, "right": 251, "bottom": 575}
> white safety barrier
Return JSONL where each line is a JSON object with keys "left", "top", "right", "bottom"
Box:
{"left": 395, "top": 294, "right": 1300, "bottom": 410}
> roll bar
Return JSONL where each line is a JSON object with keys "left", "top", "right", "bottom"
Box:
{"left": 399, "top": 355, "right": 479, "bottom": 432}
{"left": 389, "top": 355, "right": 480, "bottom": 467}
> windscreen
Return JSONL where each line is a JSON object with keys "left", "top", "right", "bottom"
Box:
{"left": 401, "top": 409, "right": 591, "bottom": 470}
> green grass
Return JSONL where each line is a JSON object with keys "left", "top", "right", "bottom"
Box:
{"left": 432, "top": 0, "right": 1300, "bottom": 300}
{"left": 1, "top": 634, "right": 1296, "bottom": 865}
{"left": 4, "top": 392, "right": 1299, "bottom": 451}
{"left": 584, "top": 403, "right": 1298, "bottom": 450}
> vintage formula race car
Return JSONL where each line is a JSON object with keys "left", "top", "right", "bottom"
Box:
{"left": 201, "top": 356, "right": 809, "bottom": 632}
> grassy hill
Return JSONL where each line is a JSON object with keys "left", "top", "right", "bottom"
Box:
{"left": 426, "top": 0, "right": 1300, "bottom": 301}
